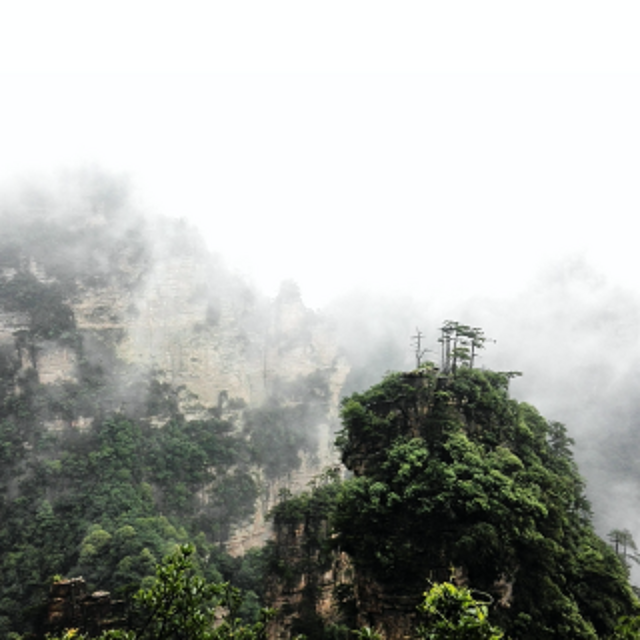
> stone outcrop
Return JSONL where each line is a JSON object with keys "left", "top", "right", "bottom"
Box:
{"left": 47, "top": 578, "right": 125, "bottom": 636}
{"left": 266, "top": 368, "right": 513, "bottom": 640}
{"left": 226, "top": 445, "right": 334, "bottom": 557}
{"left": 65, "top": 237, "right": 348, "bottom": 414}
{"left": 35, "top": 341, "right": 77, "bottom": 385}
{"left": 267, "top": 505, "right": 352, "bottom": 639}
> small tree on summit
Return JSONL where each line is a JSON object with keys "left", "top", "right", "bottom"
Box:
{"left": 411, "top": 328, "right": 432, "bottom": 368}
{"left": 609, "top": 529, "right": 640, "bottom": 575}
{"left": 438, "top": 321, "right": 492, "bottom": 372}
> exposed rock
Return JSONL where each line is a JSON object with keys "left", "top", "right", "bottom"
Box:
{"left": 47, "top": 577, "right": 125, "bottom": 636}
{"left": 266, "top": 368, "right": 514, "bottom": 640}
{"left": 0, "top": 215, "right": 350, "bottom": 553}
{"left": 226, "top": 444, "right": 334, "bottom": 557}
{"left": 267, "top": 511, "right": 352, "bottom": 639}
{"left": 35, "top": 341, "right": 77, "bottom": 384}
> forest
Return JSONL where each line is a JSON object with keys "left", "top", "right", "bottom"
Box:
{"left": 0, "top": 174, "right": 335, "bottom": 638}
{"left": 0, "top": 174, "right": 639, "bottom": 639}
{"left": 268, "top": 357, "right": 639, "bottom": 639}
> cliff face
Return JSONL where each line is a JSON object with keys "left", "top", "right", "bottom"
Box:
{"left": 0, "top": 176, "right": 349, "bottom": 552}
{"left": 265, "top": 375, "right": 439, "bottom": 640}
{"left": 72, "top": 239, "right": 349, "bottom": 553}
{"left": 266, "top": 481, "right": 353, "bottom": 639}
{"left": 68, "top": 242, "right": 347, "bottom": 415}
{"left": 267, "top": 366, "right": 637, "bottom": 640}
{"left": 46, "top": 578, "right": 125, "bottom": 637}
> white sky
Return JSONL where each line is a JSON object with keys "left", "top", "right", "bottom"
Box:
{"left": 1, "top": 2, "right": 639, "bottom": 308}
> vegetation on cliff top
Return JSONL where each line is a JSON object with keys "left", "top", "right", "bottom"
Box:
{"left": 333, "top": 365, "right": 637, "bottom": 638}
{"left": 268, "top": 362, "right": 638, "bottom": 639}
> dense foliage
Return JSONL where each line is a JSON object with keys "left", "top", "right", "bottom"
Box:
{"left": 0, "top": 405, "right": 269, "bottom": 636}
{"left": 0, "top": 173, "right": 332, "bottom": 637}
{"left": 43, "top": 544, "right": 273, "bottom": 640}
{"left": 417, "top": 581, "right": 503, "bottom": 640}
{"left": 267, "top": 473, "right": 345, "bottom": 639}
{"left": 332, "top": 366, "right": 638, "bottom": 639}
{"left": 3, "top": 174, "right": 635, "bottom": 639}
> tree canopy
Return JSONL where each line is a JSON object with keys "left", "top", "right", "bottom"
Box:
{"left": 44, "top": 544, "right": 274, "bottom": 640}
{"left": 332, "top": 365, "right": 638, "bottom": 639}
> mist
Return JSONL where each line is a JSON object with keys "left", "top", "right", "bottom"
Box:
{"left": 2, "top": 5, "right": 640, "bottom": 630}
{"left": 25, "top": 168, "right": 640, "bottom": 555}
{"left": 322, "top": 257, "right": 640, "bottom": 555}
{"left": 1, "top": 165, "right": 640, "bottom": 637}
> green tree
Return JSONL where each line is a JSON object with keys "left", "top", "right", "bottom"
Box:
{"left": 417, "top": 581, "right": 504, "bottom": 640}
{"left": 609, "top": 614, "right": 640, "bottom": 639}
{"left": 47, "top": 544, "right": 274, "bottom": 640}
{"left": 438, "top": 321, "right": 491, "bottom": 372}
{"left": 333, "top": 365, "right": 638, "bottom": 639}
{"left": 608, "top": 529, "right": 640, "bottom": 575}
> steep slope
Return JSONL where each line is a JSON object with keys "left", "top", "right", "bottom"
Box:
{"left": 0, "top": 171, "right": 348, "bottom": 636}
{"left": 267, "top": 364, "right": 638, "bottom": 640}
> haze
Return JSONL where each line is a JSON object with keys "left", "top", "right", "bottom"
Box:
{"left": 2, "top": 2, "right": 640, "bottom": 552}
{"left": 1, "top": 3, "right": 639, "bottom": 307}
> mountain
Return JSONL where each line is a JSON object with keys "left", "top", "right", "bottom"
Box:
{"left": 0, "top": 170, "right": 348, "bottom": 636}
{"left": 268, "top": 359, "right": 638, "bottom": 639}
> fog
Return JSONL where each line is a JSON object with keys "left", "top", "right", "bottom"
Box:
{"left": 2, "top": 2, "right": 640, "bottom": 563}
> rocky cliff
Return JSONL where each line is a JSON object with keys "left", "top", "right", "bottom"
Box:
{"left": 0, "top": 172, "right": 349, "bottom": 553}
{"left": 267, "top": 364, "right": 638, "bottom": 640}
